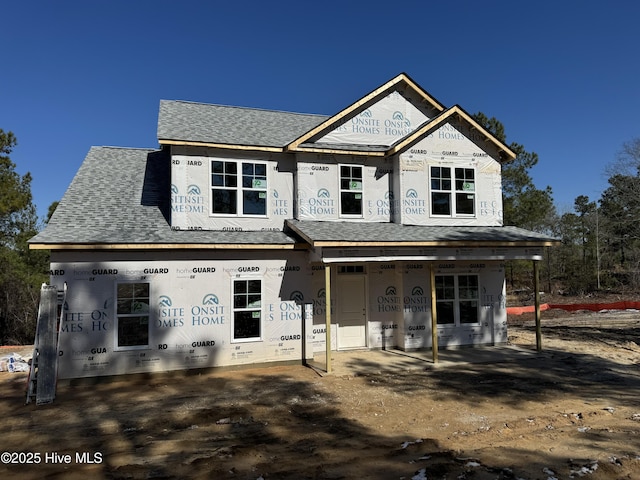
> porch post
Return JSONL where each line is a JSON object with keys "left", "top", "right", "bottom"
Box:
{"left": 325, "top": 264, "right": 332, "bottom": 373}
{"left": 534, "top": 260, "right": 542, "bottom": 352}
{"left": 429, "top": 263, "right": 439, "bottom": 363}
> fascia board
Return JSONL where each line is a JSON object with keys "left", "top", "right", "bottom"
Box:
{"left": 159, "top": 139, "right": 284, "bottom": 153}
{"left": 29, "top": 243, "right": 309, "bottom": 251}
{"left": 387, "top": 106, "right": 517, "bottom": 161}
{"left": 311, "top": 240, "right": 560, "bottom": 248}
{"left": 286, "top": 73, "right": 445, "bottom": 152}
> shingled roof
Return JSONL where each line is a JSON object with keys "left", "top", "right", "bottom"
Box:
{"left": 29, "top": 147, "right": 299, "bottom": 248}
{"left": 286, "top": 220, "right": 557, "bottom": 247}
{"left": 157, "top": 100, "right": 327, "bottom": 148}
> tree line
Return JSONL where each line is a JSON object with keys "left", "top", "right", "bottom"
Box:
{"left": 473, "top": 115, "right": 640, "bottom": 296}
{"left": 1, "top": 123, "right": 638, "bottom": 344}
{"left": 0, "top": 129, "right": 49, "bottom": 344}
{"left": 546, "top": 138, "right": 640, "bottom": 294}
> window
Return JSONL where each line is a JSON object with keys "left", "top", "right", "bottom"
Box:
{"left": 340, "top": 165, "right": 363, "bottom": 216}
{"left": 455, "top": 168, "right": 475, "bottom": 215}
{"left": 431, "top": 166, "right": 452, "bottom": 216}
{"left": 338, "top": 265, "right": 365, "bottom": 274}
{"left": 211, "top": 160, "right": 267, "bottom": 216}
{"left": 430, "top": 166, "right": 475, "bottom": 217}
{"left": 435, "top": 274, "right": 479, "bottom": 325}
{"left": 233, "top": 279, "right": 262, "bottom": 341}
{"left": 116, "top": 282, "right": 150, "bottom": 349}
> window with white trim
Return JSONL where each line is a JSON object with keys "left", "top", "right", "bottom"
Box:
{"left": 211, "top": 160, "right": 268, "bottom": 216}
{"left": 339, "top": 164, "right": 363, "bottom": 216}
{"left": 430, "top": 166, "right": 475, "bottom": 217}
{"left": 435, "top": 274, "right": 479, "bottom": 325}
{"left": 233, "top": 279, "right": 262, "bottom": 341}
{"left": 116, "top": 282, "right": 150, "bottom": 349}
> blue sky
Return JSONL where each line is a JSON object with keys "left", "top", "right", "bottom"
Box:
{"left": 3, "top": 1, "right": 639, "bottom": 220}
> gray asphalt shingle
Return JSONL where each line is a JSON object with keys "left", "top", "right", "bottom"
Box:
{"left": 285, "top": 220, "right": 556, "bottom": 245}
{"left": 30, "top": 146, "right": 297, "bottom": 246}
{"left": 157, "top": 100, "right": 327, "bottom": 147}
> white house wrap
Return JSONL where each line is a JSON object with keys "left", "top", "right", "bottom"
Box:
{"left": 30, "top": 73, "right": 557, "bottom": 379}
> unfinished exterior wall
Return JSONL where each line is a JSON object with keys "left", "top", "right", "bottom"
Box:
{"left": 170, "top": 147, "right": 295, "bottom": 231}
{"left": 49, "top": 250, "right": 312, "bottom": 379}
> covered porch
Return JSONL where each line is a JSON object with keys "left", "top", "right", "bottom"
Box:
{"left": 287, "top": 220, "right": 558, "bottom": 373}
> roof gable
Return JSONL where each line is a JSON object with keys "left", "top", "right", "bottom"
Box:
{"left": 390, "top": 105, "right": 516, "bottom": 162}
{"left": 286, "top": 73, "right": 445, "bottom": 153}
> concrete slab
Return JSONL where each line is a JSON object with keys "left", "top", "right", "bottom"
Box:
{"left": 308, "top": 345, "right": 541, "bottom": 376}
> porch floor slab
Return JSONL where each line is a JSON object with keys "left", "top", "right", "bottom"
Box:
{"left": 309, "top": 345, "right": 541, "bottom": 376}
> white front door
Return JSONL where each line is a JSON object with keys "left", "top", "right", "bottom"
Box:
{"left": 337, "top": 274, "right": 367, "bottom": 349}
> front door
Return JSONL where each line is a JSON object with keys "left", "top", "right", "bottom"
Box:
{"left": 337, "top": 273, "right": 367, "bottom": 349}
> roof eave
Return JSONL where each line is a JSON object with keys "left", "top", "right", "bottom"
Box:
{"left": 388, "top": 106, "right": 517, "bottom": 161}
{"left": 29, "top": 242, "right": 308, "bottom": 251}
{"left": 159, "top": 139, "right": 285, "bottom": 153}
{"left": 310, "top": 240, "right": 560, "bottom": 248}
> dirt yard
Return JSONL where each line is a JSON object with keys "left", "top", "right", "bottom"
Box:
{"left": 1, "top": 309, "right": 639, "bottom": 479}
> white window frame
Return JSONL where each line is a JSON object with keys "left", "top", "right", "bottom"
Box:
{"left": 434, "top": 274, "right": 480, "bottom": 326}
{"left": 210, "top": 159, "right": 269, "bottom": 217}
{"left": 429, "top": 166, "right": 476, "bottom": 218}
{"left": 339, "top": 164, "right": 364, "bottom": 218}
{"left": 231, "top": 277, "right": 263, "bottom": 343}
{"left": 114, "top": 281, "right": 150, "bottom": 351}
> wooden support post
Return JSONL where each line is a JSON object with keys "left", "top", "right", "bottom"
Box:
{"left": 325, "top": 264, "right": 332, "bottom": 373}
{"left": 534, "top": 260, "right": 542, "bottom": 352}
{"left": 430, "top": 263, "right": 439, "bottom": 364}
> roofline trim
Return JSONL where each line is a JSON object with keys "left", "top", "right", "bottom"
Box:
{"left": 29, "top": 243, "right": 307, "bottom": 251}
{"left": 286, "top": 146, "right": 387, "bottom": 156}
{"left": 285, "top": 73, "right": 445, "bottom": 152}
{"left": 311, "top": 240, "right": 560, "bottom": 248}
{"left": 159, "top": 139, "right": 284, "bottom": 153}
{"left": 388, "top": 106, "right": 517, "bottom": 160}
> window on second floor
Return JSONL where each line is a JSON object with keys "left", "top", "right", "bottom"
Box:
{"left": 211, "top": 160, "right": 268, "bottom": 216}
{"left": 340, "top": 164, "right": 363, "bottom": 217}
{"left": 430, "top": 166, "right": 475, "bottom": 217}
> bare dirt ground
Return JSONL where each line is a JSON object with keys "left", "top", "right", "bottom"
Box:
{"left": 1, "top": 306, "right": 639, "bottom": 479}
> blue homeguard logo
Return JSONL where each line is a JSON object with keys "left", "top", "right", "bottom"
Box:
{"left": 385, "top": 112, "right": 412, "bottom": 136}
{"left": 392, "top": 111, "right": 411, "bottom": 127}
{"left": 404, "top": 286, "right": 429, "bottom": 314}
{"left": 159, "top": 295, "right": 172, "bottom": 307}
{"left": 191, "top": 293, "right": 224, "bottom": 326}
{"left": 312, "top": 288, "right": 333, "bottom": 315}
{"left": 172, "top": 183, "right": 205, "bottom": 213}
{"left": 290, "top": 291, "right": 304, "bottom": 303}
{"left": 378, "top": 286, "right": 400, "bottom": 312}
{"left": 304, "top": 189, "right": 335, "bottom": 216}
{"left": 202, "top": 294, "right": 219, "bottom": 305}
{"left": 404, "top": 188, "right": 426, "bottom": 214}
